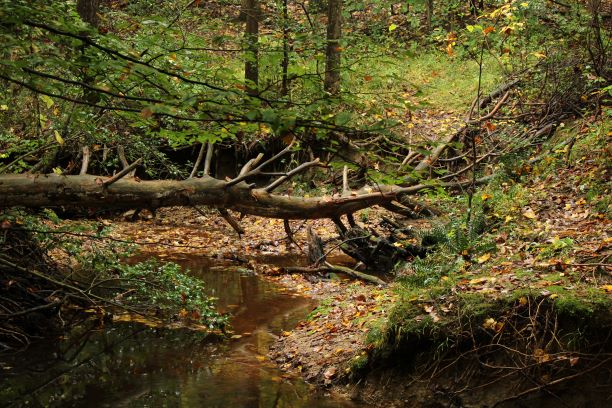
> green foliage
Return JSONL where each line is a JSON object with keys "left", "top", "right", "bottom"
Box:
{"left": 116, "top": 260, "right": 227, "bottom": 328}
{"left": 0, "top": 209, "right": 226, "bottom": 329}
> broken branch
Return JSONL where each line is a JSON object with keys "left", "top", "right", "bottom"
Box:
{"left": 103, "top": 158, "right": 142, "bottom": 187}
{"left": 264, "top": 158, "right": 322, "bottom": 193}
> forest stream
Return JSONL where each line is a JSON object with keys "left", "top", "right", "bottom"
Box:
{"left": 0, "top": 255, "right": 362, "bottom": 407}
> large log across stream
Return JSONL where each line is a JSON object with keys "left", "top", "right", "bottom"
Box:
{"left": 0, "top": 173, "right": 454, "bottom": 219}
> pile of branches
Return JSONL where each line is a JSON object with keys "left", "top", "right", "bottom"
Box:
{"left": 0, "top": 226, "right": 83, "bottom": 347}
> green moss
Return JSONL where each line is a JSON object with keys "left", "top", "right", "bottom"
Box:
{"left": 349, "top": 353, "right": 369, "bottom": 371}
{"left": 457, "top": 292, "right": 497, "bottom": 320}
{"left": 553, "top": 288, "right": 612, "bottom": 317}
{"left": 307, "top": 298, "right": 333, "bottom": 320}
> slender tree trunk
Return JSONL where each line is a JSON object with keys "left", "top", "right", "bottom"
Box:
{"left": 469, "top": 0, "right": 483, "bottom": 17}
{"left": 324, "top": 0, "right": 343, "bottom": 95}
{"left": 244, "top": 0, "right": 260, "bottom": 96}
{"left": 425, "top": 0, "right": 434, "bottom": 33}
{"left": 280, "top": 0, "right": 290, "bottom": 96}
{"left": 76, "top": 0, "right": 101, "bottom": 174}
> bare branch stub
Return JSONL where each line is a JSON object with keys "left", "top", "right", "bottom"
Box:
{"left": 80, "top": 146, "right": 90, "bottom": 176}
{"left": 189, "top": 143, "right": 207, "bottom": 179}
{"left": 203, "top": 142, "right": 214, "bottom": 176}
{"left": 227, "top": 138, "right": 295, "bottom": 187}
{"left": 103, "top": 158, "right": 142, "bottom": 187}
{"left": 264, "top": 158, "right": 323, "bottom": 193}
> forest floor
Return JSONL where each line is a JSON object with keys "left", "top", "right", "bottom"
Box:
{"left": 106, "top": 113, "right": 611, "bottom": 407}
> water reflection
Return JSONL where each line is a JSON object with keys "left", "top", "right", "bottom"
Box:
{"left": 0, "top": 256, "right": 362, "bottom": 407}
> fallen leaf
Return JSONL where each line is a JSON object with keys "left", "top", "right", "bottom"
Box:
{"left": 522, "top": 208, "right": 537, "bottom": 219}
{"left": 483, "top": 318, "right": 497, "bottom": 330}
{"left": 323, "top": 366, "right": 337, "bottom": 379}
{"left": 477, "top": 253, "right": 491, "bottom": 263}
{"left": 534, "top": 348, "right": 551, "bottom": 363}
{"left": 469, "top": 277, "right": 489, "bottom": 285}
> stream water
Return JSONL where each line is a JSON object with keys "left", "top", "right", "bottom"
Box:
{"left": 0, "top": 255, "right": 363, "bottom": 407}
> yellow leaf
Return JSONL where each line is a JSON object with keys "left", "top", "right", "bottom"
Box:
{"left": 483, "top": 318, "right": 497, "bottom": 330}
{"left": 54, "top": 130, "right": 64, "bottom": 146}
{"left": 602, "top": 285, "right": 612, "bottom": 293}
{"left": 40, "top": 94, "right": 54, "bottom": 109}
{"left": 522, "top": 208, "right": 537, "bottom": 219}
{"left": 52, "top": 167, "right": 62, "bottom": 175}
{"left": 393, "top": 242, "right": 404, "bottom": 248}
{"left": 477, "top": 253, "right": 491, "bottom": 264}
{"left": 388, "top": 23, "right": 398, "bottom": 32}
{"left": 481, "top": 193, "right": 493, "bottom": 201}
{"left": 505, "top": 215, "right": 513, "bottom": 223}
{"left": 0, "top": 105, "right": 8, "bottom": 111}
{"left": 470, "top": 277, "right": 488, "bottom": 285}
{"left": 281, "top": 330, "right": 292, "bottom": 337}
{"left": 518, "top": 296, "right": 528, "bottom": 305}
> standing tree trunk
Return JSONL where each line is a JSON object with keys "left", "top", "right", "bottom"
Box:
{"left": 76, "top": 0, "right": 101, "bottom": 175}
{"left": 244, "top": 0, "right": 260, "bottom": 96}
{"left": 280, "top": 0, "right": 290, "bottom": 97}
{"left": 77, "top": 0, "right": 100, "bottom": 27}
{"left": 425, "top": 0, "right": 434, "bottom": 33}
{"left": 324, "top": 0, "right": 343, "bottom": 95}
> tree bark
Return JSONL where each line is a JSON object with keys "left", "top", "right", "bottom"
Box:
{"left": 244, "top": 0, "right": 260, "bottom": 96}
{"left": 425, "top": 0, "right": 434, "bottom": 33}
{"left": 280, "top": 0, "right": 290, "bottom": 96}
{"left": 0, "top": 174, "right": 447, "bottom": 219}
{"left": 324, "top": 0, "right": 342, "bottom": 95}
{"left": 76, "top": 0, "right": 100, "bottom": 27}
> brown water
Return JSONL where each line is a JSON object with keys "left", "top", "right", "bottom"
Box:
{"left": 0, "top": 256, "right": 363, "bottom": 407}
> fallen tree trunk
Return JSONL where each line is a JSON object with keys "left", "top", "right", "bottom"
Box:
{"left": 0, "top": 173, "right": 479, "bottom": 219}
